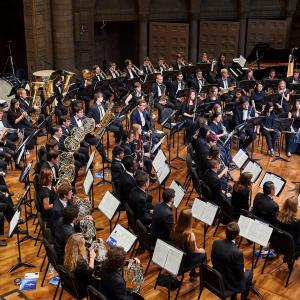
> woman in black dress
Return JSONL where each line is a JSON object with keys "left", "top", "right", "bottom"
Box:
{"left": 286, "top": 99, "right": 300, "bottom": 157}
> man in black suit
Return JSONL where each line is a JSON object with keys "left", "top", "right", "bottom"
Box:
{"left": 151, "top": 188, "right": 175, "bottom": 242}
{"left": 110, "top": 146, "right": 125, "bottom": 189}
{"left": 169, "top": 71, "right": 187, "bottom": 110}
{"left": 49, "top": 181, "right": 73, "bottom": 236}
{"left": 202, "top": 159, "right": 230, "bottom": 205}
{"left": 70, "top": 107, "right": 110, "bottom": 163}
{"left": 216, "top": 68, "right": 235, "bottom": 89}
{"left": 119, "top": 130, "right": 135, "bottom": 157}
{"left": 233, "top": 98, "right": 256, "bottom": 153}
{"left": 128, "top": 172, "right": 153, "bottom": 226}
{"left": 52, "top": 76, "right": 68, "bottom": 117}
{"left": 40, "top": 150, "right": 59, "bottom": 185}
{"left": 211, "top": 222, "right": 253, "bottom": 299}
{"left": 130, "top": 99, "right": 151, "bottom": 132}
{"left": 118, "top": 157, "right": 138, "bottom": 203}
{"left": 252, "top": 181, "right": 279, "bottom": 225}
{"left": 88, "top": 92, "right": 122, "bottom": 142}
{"left": 190, "top": 69, "right": 206, "bottom": 94}
{"left": 54, "top": 204, "right": 79, "bottom": 264}
{"left": 286, "top": 68, "right": 300, "bottom": 85}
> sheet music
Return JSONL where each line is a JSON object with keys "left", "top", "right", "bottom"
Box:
{"left": 232, "top": 149, "right": 248, "bottom": 169}
{"left": 106, "top": 224, "right": 137, "bottom": 252}
{"left": 152, "top": 239, "right": 184, "bottom": 276}
{"left": 151, "top": 136, "right": 166, "bottom": 154}
{"left": 157, "top": 163, "right": 170, "bottom": 184}
{"left": 16, "top": 145, "right": 25, "bottom": 165}
{"left": 169, "top": 180, "right": 185, "bottom": 208}
{"left": 238, "top": 215, "right": 273, "bottom": 247}
{"left": 8, "top": 209, "right": 20, "bottom": 238}
{"left": 85, "top": 151, "right": 95, "bottom": 173}
{"left": 192, "top": 198, "right": 218, "bottom": 226}
{"left": 259, "top": 172, "right": 285, "bottom": 196}
{"left": 98, "top": 191, "right": 120, "bottom": 220}
{"left": 152, "top": 150, "right": 166, "bottom": 172}
{"left": 83, "top": 169, "right": 94, "bottom": 195}
{"left": 242, "top": 161, "right": 262, "bottom": 183}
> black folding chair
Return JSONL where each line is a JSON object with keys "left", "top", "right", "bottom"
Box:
{"left": 261, "top": 226, "right": 299, "bottom": 287}
{"left": 87, "top": 285, "right": 107, "bottom": 300}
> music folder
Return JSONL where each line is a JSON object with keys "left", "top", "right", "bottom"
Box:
{"left": 151, "top": 135, "right": 166, "bottom": 154}
{"left": 232, "top": 149, "right": 249, "bottom": 169}
{"left": 169, "top": 180, "right": 185, "bottom": 208}
{"left": 176, "top": 88, "right": 190, "bottom": 98}
{"left": 8, "top": 209, "right": 20, "bottom": 238}
{"left": 83, "top": 169, "right": 94, "bottom": 195}
{"left": 106, "top": 224, "right": 137, "bottom": 252}
{"left": 241, "top": 160, "right": 263, "bottom": 183}
{"left": 238, "top": 215, "right": 273, "bottom": 247}
{"left": 98, "top": 191, "right": 120, "bottom": 220}
{"left": 152, "top": 239, "right": 184, "bottom": 276}
{"left": 85, "top": 151, "right": 95, "bottom": 174}
{"left": 192, "top": 198, "right": 218, "bottom": 226}
{"left": 259, "top": 172, "right": 286, "bottom": 196}
{"left": 152, "top": 150, "right": 170, "bottom": 184}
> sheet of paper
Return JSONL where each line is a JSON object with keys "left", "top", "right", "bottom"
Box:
{"left": 232, "top": 149, "right": 248, "bottom": 169}
{"left": 201, "top": 202, "right": 219, "bottom": 226}
{"left": 242, "top": 161, "right": 262, "bottom": 183}
{"left": 85, "top": 151, "right": 95, "bottom": 173}
{"left": 83, "top": 169, "right": 94, "bottom": 195}
{"left": 8, "top": 209, "right": 20, "bottom": 238}
{"left": 169, "top": 180, "right": 185, "bottom": 208}
{"left": 152, "top": 150, "right": 166, "bottom": 172}
{"left": 260, "top": 172, "right": 285, "bottom": 196}
{"left": 164, "top": 246, "right": 184, "bottom": 276}
{"left": 249, "top": 220, "right": 273, "bottom": 247}
{"left": 98, "top": 191, "right": 120, "bottom": 220}
{"left": 106, "top": 224, "right": 136, "bottom": 252}
{"left": 158, "top": 163, "right": 170, "bottom": 184}
{"left": 191, "top": 198, "right": 205, "bottom": 221}
{"left": 151, "top": 136, "right": 166, "bottom": 154}
{"left": 237, "top": 215, "right": 253, "bottom": 239}
{"left": 152, "top": 239, "right": 169, "bottom": 268}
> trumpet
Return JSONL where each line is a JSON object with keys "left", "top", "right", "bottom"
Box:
{"left": 132, "top": 64, "right": 144, "bottom": 75}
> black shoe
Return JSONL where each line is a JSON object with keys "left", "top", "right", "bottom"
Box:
{"left": 16, "top": 227, "right": 27, "bottom": 235}
{"left": 0, "top": 240, "right": 7, "bottom": 247}
{"left": 103, "top": 158, "right": 112, "bottom": 164}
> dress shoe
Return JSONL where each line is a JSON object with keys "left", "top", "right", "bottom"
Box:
{"left": 16, "top": 227, "right": 27, "bottom": 235}
{"left": 0, "top": 240, "right": 7, "bottom": 247}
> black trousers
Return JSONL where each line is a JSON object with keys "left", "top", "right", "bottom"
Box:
{"left": 84, "top": 135, "right": 107, "bottom": 160}
{"left": 261, "top": 128, "right": 279, "bottom": 150}
{"left": 238, "top": 127, "right": 256, "bottom": 149}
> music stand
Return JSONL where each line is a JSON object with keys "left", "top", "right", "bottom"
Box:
{"left": 162, "top": 70, "right": 177, "bottom": 82}
{"left": 176, "top": 88, "right": 190, "bottom": 99}
{"left": 168, "top": 121, "right": 185, "bottom": 166}
{"left": 271, "top": 118, "right": 294, "bottom": 162}
{"left": 246, "top": 116, "right": 264, "bottom": 160}
{"left": 8, "top": 194, "right": 35, "bottom": 272}
{"left": 181, "top": 65, "right": 196, "bottom": 78}
{"left": 238, "top": 80, "right": 256, "bottom": 91}
{"left": 196, "top": 63, "right": 211, "bottom": 76}
{"left": 288, "top": 83, "right": 300, "bottom": 93}
{"left": 83, "top": 169, "right": 95, "bottom": 208}
{"left": 169, "top": 180, "right": 186, "bottom": 222}
{"left": 263, "top": 79, "right": 281, "bottom": 91}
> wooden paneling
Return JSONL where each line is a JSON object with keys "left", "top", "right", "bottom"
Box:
{"left": 199, "top": 21, "right": 240, "bottom": 61}
{"left": 149, "top": 22, "right": 189, "bottom": 65}
{"left": 246, "top": 19, "right": 287, "bottom": 55}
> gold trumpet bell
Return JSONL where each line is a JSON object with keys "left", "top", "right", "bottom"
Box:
{"left": 82, "top": 69, "right": 94, "bottom": 80}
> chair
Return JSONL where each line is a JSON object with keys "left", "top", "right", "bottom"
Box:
{"left": 135, "top": 220, "right": 155, "bottom": 277}
{"left": 124, "top": 202, "right": 138, "bottom": 234}
{"left": 261, "top": 226, "right": 299, "bottom": 287}
{"left": 183, "top": 152, "right": 194, "bottom": 191}
{"left": 56, "top": 265, "right": 87, "bottom": 300}
{"left": 185, "top": 167, "right": 202, "bottom": 206}
{"left": 198, "top": 264, "right": 241, "bottom": 300}
{"left": 87, "top": 285, "right": 107, "bottom": 300}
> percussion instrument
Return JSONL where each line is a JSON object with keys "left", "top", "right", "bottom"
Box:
{"left": 0, "top": 76, "right": 21, "bottom": 110}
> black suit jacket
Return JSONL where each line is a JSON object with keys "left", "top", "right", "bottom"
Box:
{"left": 54, "top": 218, "right": 76, "bottom": 264}
{"left": 150, "top": 202, "right": 174, "bottom": 242}
{"left": 202, "top": 169, "right": 223, "bottom": 205}
{"left": 40, "top": 161, "right": 59, "bottom": 181}
{"left": 19, "top": 98, "right": 35, "bottom": 114}
{"left": 286, "top": 76, "right": 300, "bottom": 85}
{"left": 99, "top": 269, "right": 128, "bottom": 300}
{"left": 217, "top": 77, "right": 235, "bottom": 89}
{"left": 151, "top": 83, "right": 167, "bottom": 102}
{"left": 118, "top": 172, "right": 136, "bottom": 203}
{"left": 252, "top": 193, "right": 279, "bottom": 225}
{"left": 130, "top": 108, "right": 150, "bottom": 131}
{"left": 111, "top": 159, "right": 125, "bottom": 185}
{"left": 53, "top": 84, "right": 63, "bottom": 101}
{"left": 211, "top": 239, "right": 245, "bottom": 292}
{"left": 128, "top": 187, "right": 150, "bottom": 224}
{"left": 190, "top": 77, "right": 206, "bottom": 93}
{"left": 88, "top": 103, "right": 105, "bottom": 124}
{"left": 169, "top": 80, "right": 187, "bottom": 101}
{"left": 233, "top": 106, "right": 255, "bottom": 127}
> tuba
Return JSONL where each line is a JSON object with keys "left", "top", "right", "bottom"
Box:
{"left": 30, "top": 81, "right": 44, "bottom": 124}
{"left": 43, "top": 79, "right": 56, "bottom": 115}
{"left": 61, "top": 70, "right": 76, "bottom": 107}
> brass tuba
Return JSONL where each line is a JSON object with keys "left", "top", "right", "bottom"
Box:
{"left": 62, "top": 70, "right": 76, "bottom": 107}
{"left": 43, "top": 79, "right": 56, "bottom": 115}
{"left": 30, "top": 81, "right": 44, "bottom": 124}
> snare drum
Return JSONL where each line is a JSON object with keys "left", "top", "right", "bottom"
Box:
{"left": 0, "top": 76, "right": 21, "bottom": 110}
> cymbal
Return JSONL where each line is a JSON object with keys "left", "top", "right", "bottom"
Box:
{"left": 33, "top": 70, "right": 55, "bottom": 78}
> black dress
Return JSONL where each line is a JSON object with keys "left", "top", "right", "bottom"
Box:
{"left": 231, "top": 187, "right": 250, "bottom": 219}
{"left": 39, "top": 186, "right": 57, "bottom": 220}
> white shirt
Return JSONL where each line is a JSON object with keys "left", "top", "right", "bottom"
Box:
{"left": 157, "top": 85, "right": 162, "bottom": 97}
{"left": 59, "top": 199, "right": 68, "bottom": 208}
{"left": 75, "top": 117, "right": 83, "bottom": 128}
{"left": 53, "top": 135, "right": 59, "bottom": 142}
{"left": 242, "top": 109, "right": 248, "bottom": 121}
{"left": 48, "top": 162, "right": 57, "bottom": 180}
{"left": 115, "top": 158, "right": 125, "bottom": 170}
{"left": 128, "top": 68, "right": 134, "bottom": 79}
{"left": 223, "top": 79, "right": 228, "bottom": 89}
{"left": 126, "top": 170, "right": 134, "bottom": 178}
{"left": 111, "top": 70, "right": 117, "bottom": 78}
{"left": 0, "top": 120, "right": 4, "bottom": 129}
{"left": 98, "top": 105, "right": 105, "bottom": 120}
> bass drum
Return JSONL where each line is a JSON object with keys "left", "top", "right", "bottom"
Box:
{"left": 0, "top": 76, "right": 21, "bottom": 111}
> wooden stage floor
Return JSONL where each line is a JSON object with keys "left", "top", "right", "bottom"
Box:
{"left": 0, "top": 131, "right": 299, "bottom": 300}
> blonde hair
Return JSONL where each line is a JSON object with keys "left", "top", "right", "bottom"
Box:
{"left": 170, "top": 208, "right": 193, "bottom": 249}
{"left": 131, "top": 123, "right": 142, "bottom": 139}
{"left": 64, "top": 233, "right": 88, "bottom": 272}
{"left": 277, "top": 196, "right": 298, "bottom": 224}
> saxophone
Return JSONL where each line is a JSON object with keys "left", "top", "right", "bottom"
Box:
{"left": 94, "top": 102, "right": 115, "bottom": 140}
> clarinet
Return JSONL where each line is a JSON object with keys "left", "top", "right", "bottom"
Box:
{"left": 148, "top": 93, "right": 155, "bottom": 151}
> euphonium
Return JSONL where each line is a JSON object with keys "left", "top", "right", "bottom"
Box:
{"left": 30, "top": 81, "right": 44, "bottom": 124}
{"left": 43, "top": 79, "right": 55, "bottom": 115}
{"left": 62, "top": 70, "right": 76, "bottom": 106}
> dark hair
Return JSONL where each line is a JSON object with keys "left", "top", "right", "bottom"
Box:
{"left": 162, "top": 188, "right": 175, "bottom": 203}
{"left": 176, "top": 71, "right": 183, "bottom": 76}
{"left": 291, "top": 99, "right": 300, "bottom": 113}
{"left": 73, "top": 107, "right": 83, "bottom": 114}
{"left": 239, "top": 96, "right": 249, "bottom": 105}
{"left": 135, "top": 172, "right": 149, "bottom": 187}
{"left": 46, "top": 150, "right": 59, "bottom": 162}
{"left": 195, "top": 68, "right": 202, "bottom": 73}
{"left": 112, "top": 146, "right": 124, "bottom": 157}
{"left": 10, "top": 98, "right": 19, "bottom": 110}
{"left": 57, "top": 182, "right": 72, "bottom": 199}
{"left": 208, "top": 146, "right": 220, "bottom": 159}
{"left": 208, "top": 159, "right": 219, "bottom": 169}
{"left": 123, "top": 157, "right": 135, "bottom": 171}
{"left": 225, "top": 222, "right": 240, "bottom": 240}
{"left": 59, "top": 115, "right": 70, "bottom": 124}
{"left": 52, "top": 126, "right": 61, "bottom": 135}
{"left": 263, "top": 181, "right": 275, "bottom": 195}
{"left": 62, "top": 205, "right": 79, "bottom": 224}
{"left": 233, "top": 172, "right": 253, "bottom": 193}
{"left": 211, "top": 112, "right": 221, "bottom": 121}
{"left": 121, "top": 130, "right": 131, "bottom": 142}
{"left": 102, "top": 246, "right": 127, "bottom": 271}
{"left": 92, "top": 64, "right": 99, "bottom": 71}
{"left": 264, "top": 101, "right": 274, "bottom": 113}
{"left": 45, "top": 140, "right": 59, "bottom": 151}
{"left": 217, "top": 52, "right": 226, "bottom": 62}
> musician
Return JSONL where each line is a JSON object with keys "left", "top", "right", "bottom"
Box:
{"left": 120, "top": 130, "right": 135, "bottom": 157}
{"left": 215, "top": 52, "right": 228, "bottom": 78}
{"left": 88, "top": 92, "right": 122, "bottom": 142}
{"left": 199, "top": 52, "right": 210, "bottom": 63}
{"left": 173, "top": 53, "right": 185, "bottom": 70}
{"left": 217, "top": 68, "right": 235, "bottom": 92}
{"left": 243, "top": 69, "right": 255, "bottom": 81}
{"left": 111, "top": 146, "right": 125, "bottom": 189}
{"left": 263, "top": 69, "right": 277, "bottom": 82}
{"left": 286, "top": 99, "right": 300, "bottom": 156}
{"left": 7, "top": 98, "right": 35, "bottom": 150}
{"left": 71, "top": 107, "right": 111, "bottom": 163}
{"left": 205, "top": 86, "right": 221, "bottom": 106}
{"left": 202, "top": 159, "right": 230, "bottom": 205}
{"left": 275, "top": 80, "right": 290, "bottom": 115}
{"left": 129, "top": 172, "right": 153, "bottom": 226}
{"left": 232, "top": 88, "right": 244, "bottom": 104}
{"left": 92, "top": 64, "right": 106, "bottom": 84}
{"left": 252, "top": 181, "right": 279, "bottom": 225}
{"left": 40, "top": 150, "right": 59, "bottom": 185}
{"left": 106, "top": 61, "right": 120, "bottom": 78}
{"left": 130, "top": 99, "right": 151, "bottom": 132}
{"left": 52, "top": 76, "right": 68, "bottom": 117}
{"left": 286, "top": 68, "right": 300, "bottom": 85}
{"left": 150, "top": 188, "right": 175, "bottom": 243}
{"left": 169, "top": 71, "right": 186, "bottom": 110}
{"left": 15, "top": 88, "right": 36, "bottom": 114}
{"left": 49, "top": 181, "right": 73, "bottom": 235}
{"left": 125, "top": 82, "right": 144, "bottom": 112}
{"left": 124, "top": 59, "right": 141, "bottom": 79}
{"left": 156, "top": 56, "right": 168, "bottom": 73}
{"left": 211, "top": 222, "right": 253, "bottom": 298}
{"left": 190, "top": 69, "right": 206, "bottom": 94}
{"left": 233, "top": 98, "right": 256, "bottom": 153}
{"left": 250, "top": 82, "right": 266, "bottom": 111}
{"left": 141, "top": 57, "right": 154, "bottom": 75}
{"left": 260, "top": 102, "right": 279, "bottom": 157}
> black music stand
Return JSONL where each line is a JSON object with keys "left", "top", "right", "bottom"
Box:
{"left": 181, "top": 65, "right": 196, "bottom": 79}
{"left": 288, "top": 83, "right": 300, "bottom": 93}
{"left": 196, "top": 63, "right": 211, "bottom": 76}
{"left": 246, "top": 116, "right": 264, "bottom": 160}
{"left": 8, "top": 194, "right": 35, "bottom": 273}
{"left": 238, "top": 80, "right": 256, "bottom": 91}
{"left": 271, "top": 118, "right": 294, "bottom": 162}
{"left": 176, "top": 88, "right": 190, "bottom": 99}
{"left": 168, "top": 121, "right": 185, "bottom": 167}
{"left": 162, "top": 70, "right": 177, "bottom": 82}
{"left": 263, "top": 79, "right": 281, "bottom": 91}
